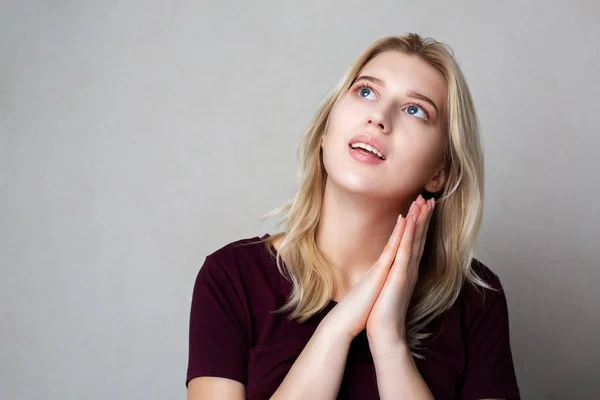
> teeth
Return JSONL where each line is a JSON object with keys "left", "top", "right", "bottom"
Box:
{"left": 350, "top": 142, "right": 384, "bottom": 159}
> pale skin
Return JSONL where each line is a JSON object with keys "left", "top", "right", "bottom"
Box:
{"left": 188, "top": 51, "right": 503, "bottom": 399}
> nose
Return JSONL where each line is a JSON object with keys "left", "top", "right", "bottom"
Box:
{"left": 365, "top": 108, "right": 392, "bottom": 134}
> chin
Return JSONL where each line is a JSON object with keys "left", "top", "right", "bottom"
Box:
{"left": 327, "top": 173, "right": 387, "bottom": 197}
{"left": 323, "top": 155, "right": 397, "bottom": 197}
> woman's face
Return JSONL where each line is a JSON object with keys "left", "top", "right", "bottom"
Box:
{"left": 322, "top": 51, "right": 448, "bottom": 202}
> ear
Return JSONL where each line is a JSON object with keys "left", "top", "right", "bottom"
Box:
{"left": 424, "top": 164, "right": 447, "bottom": 193}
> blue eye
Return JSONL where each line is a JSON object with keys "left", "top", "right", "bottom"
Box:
{"left": 406, "top": 104, "right": 427, "bottom": 120}
{"left": 357, "top": 84, "right": 376, "bottom": 100}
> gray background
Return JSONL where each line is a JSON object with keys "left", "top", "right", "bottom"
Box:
{"left": 1, "top": 1, "right": 599, "bottom": 399}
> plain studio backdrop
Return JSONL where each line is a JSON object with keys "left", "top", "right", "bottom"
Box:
{"left": 1, "top": 1, "right": 599, "bottom": 399}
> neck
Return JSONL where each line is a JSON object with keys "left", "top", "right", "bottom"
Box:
{"left": 316, "top": 179, "right": 415, "bottom": 296}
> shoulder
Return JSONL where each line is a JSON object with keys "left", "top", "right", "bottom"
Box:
{"left": 198, "top": 233, "right": 279, "bottom": 291}
{"left": 456, "top": 259, "right": 521, "bottom": 398}
{"left": 459, "top": 258, "right": 512, "bottom": 333}
{"left": 206, "top": 234, "right": 272, "bottom": 267}
{"left": 472, "top": 258, "right": 502, "bottom": 285}
{"left": 463, "top": 258, "right": 505, "bottom": 299}
{"left": 201, "top": 234, "right": 273, "bottom": 272}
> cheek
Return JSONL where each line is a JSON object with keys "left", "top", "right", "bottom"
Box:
{"left": 328, "top": 99, "right": 361, "bottom": 132}
{"left": 400, "top": 140, "right": 444, "bottom": 180}
{"left": 388, "top": 134, "right": 442, "bottom": 168}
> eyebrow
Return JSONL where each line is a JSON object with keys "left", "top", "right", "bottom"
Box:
{"left": 353, "top": 75, "right": 440, "bottom": 116}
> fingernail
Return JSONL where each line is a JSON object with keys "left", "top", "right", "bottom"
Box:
{"left": 412, "top": 204, "right": 421, "bottom": 223}
{"left": 412, "top": 210, "right": 420, "bottom": 223}
{"left": 397, "top": 214, "right": 403, "bottom": 223}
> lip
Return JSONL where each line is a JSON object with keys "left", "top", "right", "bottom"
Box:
{"left": 348, "top": 145, "right": 385, "bottom": 164}
{"left": 348, "top": 134, "right": 387, "bottom": 159}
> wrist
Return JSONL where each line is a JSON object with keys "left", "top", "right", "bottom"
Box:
{"left": 316, "top": 317, "right": 355, "bottom": 347}
{"left": 368, "top": 332, "right": 409, "bottom": 358}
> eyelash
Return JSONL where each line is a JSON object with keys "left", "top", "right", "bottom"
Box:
{"left": 353, "top": 82, "right": 431, "bottom": 121}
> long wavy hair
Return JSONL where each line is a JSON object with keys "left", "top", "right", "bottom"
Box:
{"left": 258, "top": 33, "right": 490, "bottom": 356}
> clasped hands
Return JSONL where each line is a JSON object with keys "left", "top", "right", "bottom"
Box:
{"left": 320, "top": 194, "right": 435, "bottom": 349}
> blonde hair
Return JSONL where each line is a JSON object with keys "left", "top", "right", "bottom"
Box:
{"left": 259, "top": 33, "right": 490, "bottom": 356}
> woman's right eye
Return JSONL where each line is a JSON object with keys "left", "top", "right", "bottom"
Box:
{"left": 356, "top": 84, "right": 377, "bottom": 101}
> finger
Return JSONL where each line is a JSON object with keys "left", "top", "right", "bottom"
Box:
{"left": 411, "top": 197, "right": 429, "bottom": 259}
{"left": 397, "top": 203, "right": 419, "bottom": 263}
{"left": 412, "top": 196, "right": 433, "bottom": 259}
{"left": 417, "top": 198, "right": 435, "bottom": 259}
{"left": 376, "top": 214, "right": 407, "bottom": 269}
{"left": 362, "top": 215, "right": 407, "bottom": 290}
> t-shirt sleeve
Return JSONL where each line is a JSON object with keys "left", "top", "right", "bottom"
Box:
{"left": 460, "top": 268, "right": 521, "bottom": 400}
{"left": 186, "top": 254, "right": 250, "bottom": 387}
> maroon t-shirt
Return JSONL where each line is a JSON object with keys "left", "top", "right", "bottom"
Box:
{"left": 186, "top": 234, "right": 520, "bottom": 400}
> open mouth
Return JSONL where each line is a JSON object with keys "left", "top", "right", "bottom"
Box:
{"left": 348, "top": 143, "right": 385, "bottom": 160}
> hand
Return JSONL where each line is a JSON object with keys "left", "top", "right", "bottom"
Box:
{"left": 318, "top": 211, "right": 414, "bottom": 343}
{"left": 366, "top": 194, "right": 435, "bottom": 346}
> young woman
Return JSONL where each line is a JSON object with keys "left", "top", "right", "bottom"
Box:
{"left": 186, "top": 33, "right": 520, "bottom": 400}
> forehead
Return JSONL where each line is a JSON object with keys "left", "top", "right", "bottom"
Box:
{"left": 357, "top": 51, "right": 447, "bottom": 110}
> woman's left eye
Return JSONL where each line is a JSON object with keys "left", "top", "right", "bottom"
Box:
{"left": 405, "top": 104, "right": 428, "bottom": 120}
